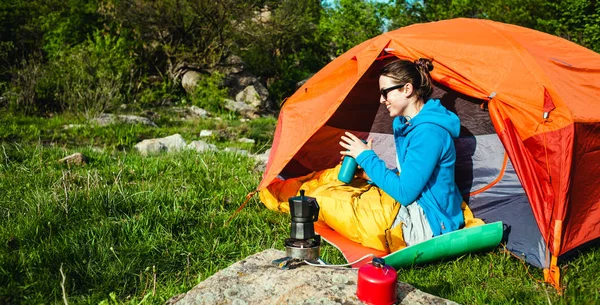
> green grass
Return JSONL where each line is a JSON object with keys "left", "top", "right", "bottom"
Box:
{"left": 0, "top": 111, "right": 599, "bottom": 304}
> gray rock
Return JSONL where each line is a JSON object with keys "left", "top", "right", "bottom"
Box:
{"left": 134, "top": 140, "right": 167, "bottom": 156}
{"left": 235, "top": 86, "right": 262, "bottom": 108}
{"left": 238, "top": 138, "right": 255, "bottom": 144}
{"left": 189, "top": 106, "right": 210, "bottom": 118}
{"left": 224, "top": 99, "right": 259, "bottom": 119}
{"left": 172, "top": 249, "right": 459, "bottom": 305}
{"left": 92, "top": 114, "right": 157, "bottom": 127}
{"left": 118, "top": 115, "right": 158, "bottom": 127}
{"left": 252, "top": 148, "right": 271, "bottom": 172}
{"left": 223, "top": 147, "right": 249, "bottom": 156}
{"left": 210, "top": 54, "right": 274, "bottom": 112}
{"left": 181, "top": 70, "right": 202, "bottom": 93}
{"left": 187, "top": 140, "right": 218, "bottom": 152}
{"left": 200, "top": 130, "right": 214, "bottom": 137}
{"left": 135, "top": 134, "right": 187, "bottom": 156}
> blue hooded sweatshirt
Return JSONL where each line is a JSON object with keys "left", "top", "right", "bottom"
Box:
{"left": 355, "top": 99, "right": 464, "bottom": 236}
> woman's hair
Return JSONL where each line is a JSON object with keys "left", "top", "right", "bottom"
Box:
{"left": 381, "top": 58, "right": 434, "bottom": 100}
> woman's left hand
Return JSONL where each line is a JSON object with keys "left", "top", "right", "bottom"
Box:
{"left": 340, "top": 132, "right": 372, "bottom": 159}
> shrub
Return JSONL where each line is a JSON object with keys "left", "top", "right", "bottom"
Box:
{"left": 188, "top": 73, "right": 229, "bottom": 113}
{"left": 48, "top": 30, "right": 136, "bottom": 118}
{"left": 136, "top": 77, "right": 184, "bottom": 108}
{"left": 3, "top": 56, "right": 58, "bottom": 115}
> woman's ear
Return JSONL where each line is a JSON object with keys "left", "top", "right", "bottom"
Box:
{"left": 403, "top": 83, "right": 414, "bottom": 97}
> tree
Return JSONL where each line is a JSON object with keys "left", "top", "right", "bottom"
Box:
{"left": 233, "top": 0, "right": 329, "bottom": 103}
{"left": 319, "top": 0, "right": 385, "bottom": 56}
{"left": 103, "top": 0, "right": 251, "bottom": 78}
{"left": 385, "top": 0, "right": 600, "bottom": 53}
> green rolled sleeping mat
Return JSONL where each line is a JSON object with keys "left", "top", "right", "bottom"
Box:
{"left": 384, "top": 221, "right": 504, "bottom": 269}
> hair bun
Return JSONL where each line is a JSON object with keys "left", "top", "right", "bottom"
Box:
{"left": 414, "top": 58, "right": 434, "bottom": 72}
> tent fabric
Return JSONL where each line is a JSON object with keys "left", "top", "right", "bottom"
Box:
{"left": 257, "top": 18, "right": 600, "bottom": 289}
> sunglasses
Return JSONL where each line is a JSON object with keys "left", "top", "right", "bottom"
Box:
{"left": 380, "top": 83, "right": 406, "bottom": 100}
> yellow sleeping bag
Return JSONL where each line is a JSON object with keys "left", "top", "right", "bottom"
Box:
{"left": 260, "top": 164, "right": 484, "bottom": 253}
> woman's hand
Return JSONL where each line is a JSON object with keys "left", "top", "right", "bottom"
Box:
{"left": 339, "top": 132, "right": 372, "bottom": 159}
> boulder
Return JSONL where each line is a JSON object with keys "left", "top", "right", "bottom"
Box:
{"left": 171, "top": 249, "right": 459, "bottom": 305}
{"left": 236, "top": 86, "right": 262, "bottom": 108}
{"left": 135, "top": 134, "right": 187, "bottom": 156}
{"left": 224, "top": 99, "right": 259, "bottom": 119}
{"left": 92, "top": 114, "right": 157, "bottom": 127}
{"left": 134, "top": 140, "right": 167, "bottom": 156}
{"left": 188, "top": 106, "right": 210, "bottom": 118}
{"left": 181, "top": 70, "right": 202, "bottom": 93}
{"left": 252, "top": 148, "right": 271, "bottom": 172}
{"left": 212, "top": 54, "right": 274, "bottom": 112}
{"left": 187, "top": 140, "right": 218, "bottom": 153}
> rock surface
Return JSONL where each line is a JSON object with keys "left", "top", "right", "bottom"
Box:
{"left": 172, "top": 249, "right": 458, "bottom": 305}
{"left": 92, "top": 113, "right": 158, "bottom": 127}
{"left": 134, "top": 134, "right": 187, "bottom": 156}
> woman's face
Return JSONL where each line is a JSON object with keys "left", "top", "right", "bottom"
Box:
{"left": 379, "top": 75, "right": 412, "bottom": 117}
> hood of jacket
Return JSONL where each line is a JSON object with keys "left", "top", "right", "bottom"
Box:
{"left": 393, "top": 99, "right": 460, "bottom": 138}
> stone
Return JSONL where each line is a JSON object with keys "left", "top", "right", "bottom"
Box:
{"left": 134, "top": 140, "right": 167, "bottom": 156}
{"left": 134, "top": 134, "right": 187, "bottom": 156}
{"left": 118, "top": 115, "right": 158, "bottom": 127}
{"left": 252, "top": 148, "right": 271, "bottom": 173}
{"left": 235, "top": 86, "right": 262, "bottom": 108}
{"left": 224, "top": 99, "right": 259, "bottom": 119}
{"left": 181, "top": 70, "right": 202, "bottom": 93}
{"left": 187, "top": 140, "right": 218, "bottom": 152}
{"left": 91, "top": 114, "right": 157, "bottom": 127}
{"left": 189, "top": 106, "right": 210, "bottom": 118}
{"left": 200, "top": 130, "right": 214, "bottom": 137}
{"left": 223, "top": 147, "right": 249, "bottom": 156}
{"left": 238, "top": 138, "right": 255, "bottom": 144}
{"left": 172, "top": 249, "right": 459, "bottom": 305}
{"left": 58, "top": 153, "right": 88, "bottom": 165}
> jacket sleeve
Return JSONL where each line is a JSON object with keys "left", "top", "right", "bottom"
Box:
{"left": 355, "top": 127, "right": 444, "bottom": 206}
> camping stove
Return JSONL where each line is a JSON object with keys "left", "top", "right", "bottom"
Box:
{"left": 273, "top": 190, "right": 321, "bottom": 269}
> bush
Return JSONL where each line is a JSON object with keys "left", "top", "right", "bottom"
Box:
{"left": 3, "top": 56, "right": 58, "bottom": 115}
{"left": 188, "top": 73, "right": 229, "bottom": 113}
{"left": 136, "top": 77, "right": 184, "bottom": 108}
{"left": 48, "top": 30, "right": 136, "bottom": 118}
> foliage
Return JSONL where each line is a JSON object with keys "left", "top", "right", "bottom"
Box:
{"left": 4, "top": 56, "right": 54, "bottom": 115}
{"left": 386, "top": 0, "right": 600, "bottom": 53}
{"left": 136, "top": 77, "right": 184, "bottom": 108}
{"left": 102, "top": 0, "right": 250, "bottom": 78}
{"left": 40, "top": 0, "right": 102, "bottom": 59}
{"left": 46, "top": 30, "right": 137, "bottom": 118}
{"left": 319, "top": 0, "right": 385, "bottom": 56}
{"left": 233, "top": 0, "right": 330, "bottom": 103}
{"left": 536, "top": 0, "right": 600, "bottom": 52}
{"left": 188, "top": 73, "right": 229, "bottom": 113}
{"left": 0, "top": 0, "right": 101, "bottom": 84}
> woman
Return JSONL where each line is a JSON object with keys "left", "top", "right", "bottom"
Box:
{"left": 339, "top": 58, "right": 464, "bottom": 246}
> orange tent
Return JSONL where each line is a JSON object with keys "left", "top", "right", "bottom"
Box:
{"left": 257, "top": 18, "right": 600, "bottom": 289}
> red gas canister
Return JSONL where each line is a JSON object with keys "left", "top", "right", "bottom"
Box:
{"left": 356, "top": 257, "right": 398, "bottom": 305}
